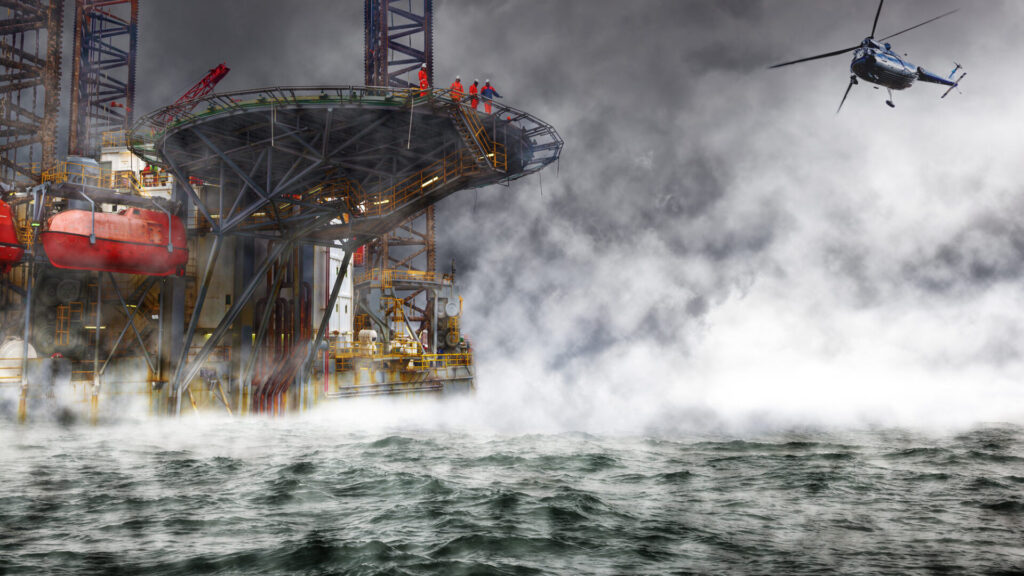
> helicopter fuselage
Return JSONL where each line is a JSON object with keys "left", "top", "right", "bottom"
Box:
{"left": 850, "top": 41, "right": 917, "bottom": 90}
{"left": 768, "top": 3, "right": 963, "bottom": 111}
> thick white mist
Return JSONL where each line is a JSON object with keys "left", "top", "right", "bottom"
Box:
{"left": 409, "top": 1, "right": 1024, "bottom": 435}
{"left": 12, "top": 2, "right": 1020, "bottom": 435}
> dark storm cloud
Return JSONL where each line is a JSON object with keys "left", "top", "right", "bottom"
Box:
{"left": 130, "top": 1, "right": 1024, "bottom": 427}
{"left": 904, "top": 213, "right": 1024, "bottom": 295}
{"left": 134, "top": 0, "right": 364, "bottom": 113}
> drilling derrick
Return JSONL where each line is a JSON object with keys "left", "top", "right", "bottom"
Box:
{"left": 361, "top": 0, "right": 440, "bottom": 354}
{"left": 0, "top": 0, "right": 64, "bottom": 184}
{"left": 67, "top": 0, "right": 138, "bottom": 157}
{"left": 364, "top": 0, "right": 432, "bottom": 89}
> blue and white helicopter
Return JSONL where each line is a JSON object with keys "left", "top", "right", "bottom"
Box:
{"left": 769, "top": 0, "right": 966, "bottom": 112}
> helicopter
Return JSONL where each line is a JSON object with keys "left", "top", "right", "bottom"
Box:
{"left": 769, "top": 0, "right": 966, "bottom": 112}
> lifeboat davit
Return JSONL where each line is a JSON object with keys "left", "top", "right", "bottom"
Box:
{"left": 40, "top": 207, "right": 188, "bottom": 276}
{"left": 0, "top": 199, "right": 25, "bottom": 273}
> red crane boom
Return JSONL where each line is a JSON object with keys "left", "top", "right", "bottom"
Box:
{"left": 156, "top": 63, "right": 230, "bottom": 125}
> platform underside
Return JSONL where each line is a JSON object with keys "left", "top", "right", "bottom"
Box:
{"left": 130, "top": 86, "right": 561, "bottom": 244}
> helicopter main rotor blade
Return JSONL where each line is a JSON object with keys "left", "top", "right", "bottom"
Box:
{"left": 870, "top": 0, "right": 884, "bottom": 38}
{"left": 879, "top": 9, "right": 958, "bottom": 42}
{"left": 837, "top": 76, "right": 856, "bottom": 114}
{"left": 768, "top": 45, "right": 859, "bottom": 69}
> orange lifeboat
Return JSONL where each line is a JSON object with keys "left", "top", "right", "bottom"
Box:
{"left": 40, "top": 207, "right": 188, "bottom": 276}
{"left": 0, "top": 199, "right": 25, "bottom": 273}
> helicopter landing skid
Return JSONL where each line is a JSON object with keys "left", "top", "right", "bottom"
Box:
{"left": 885, "top": 88, "right": 895, "bottom": 108}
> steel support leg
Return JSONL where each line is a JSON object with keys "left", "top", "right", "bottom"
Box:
{"left": 432, "top": 291, "right": 438, "bottom": 354}
{"left": 162, "top": 147, "right": 220, "bottom": 233}
{"left": 17, "top": 261, "right": 35, "bottom": 424}
{"left": 173, "top": 234, "right": 223, "bottom": 415}
{"left": 174, "top": 239, "right": 295, "bottom": 409}
{"left": 103, "top": 274, "right": 157, "bottom": 376}
{"left": 234, "top": 237, "right": 254, "bottom": 413}
{"left": 156, "top": 278, "right": 165, "bottom": 412}
{"left": 91, "top": 272, "right": 102, "bottom": 424}
{"left": 242, "top": 257, "right": 287, "bottom": 398}
{"left": 302, "top": 249, "right": 352, "bottom": 389}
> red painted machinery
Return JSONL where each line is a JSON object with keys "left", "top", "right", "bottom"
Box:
{"left": 40, "top": 207, "right": 188, "bottom": 276}
{"left": 155, "top": 63, "right": 230, "bottom": 125}
{"left": 0, "top": 199, "right": 25, "bottom": 273}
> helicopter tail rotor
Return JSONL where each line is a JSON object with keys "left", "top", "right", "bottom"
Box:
{"left": 941, "top": 69, "right": 966, "bottom": 99}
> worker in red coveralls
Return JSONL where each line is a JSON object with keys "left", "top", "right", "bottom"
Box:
{"left": 418, "top": 63, "right": 429, "bottom": 97}
{"left": 481, "top": 79, "right": 502, "bottom": 114}
{"left": 469, "top": 79, "right": 480, "bottom": 111}
{"left": 450, "top": 76, "right": 464, "bottom": 102}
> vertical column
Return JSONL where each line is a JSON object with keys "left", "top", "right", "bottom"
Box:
{"left": 234, "top": 236, "right": 254, "bottom": 413}
{"left": 68, "top": 0, "right": 138, "bottom": 156}
{"left": 166, "top": 181, "right": 189, "bottom": 413}
{"left": 364, "top": 0, "right": 433, "bottom": 88}
{"left": 17, "top": 261, "right": 35, "bottom": 423}
{"left": 361, "top": 0, "right": 438, "bottom": 347}
{"left": 90, "top": 271, "right": 101, "bottom": 423}
{"left": 0, "top": 0, "right": 65, "bottom": 183}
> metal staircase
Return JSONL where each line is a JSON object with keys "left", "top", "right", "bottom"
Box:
{"left": 448, "top": 103, "right": 507, "bottom": 173}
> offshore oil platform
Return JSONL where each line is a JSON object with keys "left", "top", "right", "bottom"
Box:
{"left": 0, "top": 0, "right": 561, "bottom": 420}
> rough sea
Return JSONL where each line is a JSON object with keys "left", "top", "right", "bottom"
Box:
{"left": 2, "top": 413, "right": 1023, "bottom": 575}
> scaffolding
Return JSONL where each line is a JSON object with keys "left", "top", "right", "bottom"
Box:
{"left": 0, "top": 0, "right": 64, "bottom": 184}
{"left": 67, "top": 0, "right": 138, "bottom": 157}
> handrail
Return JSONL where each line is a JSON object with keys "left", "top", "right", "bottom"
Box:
{"left": 40, "top": 159, "right": 169, "bottom": 197}
{"left": 356, "top": 147, "right": 478, "bottom": 218}
{"left": 0, "top": 357, "right": 23, "bottom": 383}
{"left": 454, "top": 105, "right": 507, "bottom": 172}
{"left": 102, "top": 130, "right": 128, "bottom": 148}
{"left": 354, "top": 267, "right": 453, "bottom": 287}
{"left": 327, "top": 340, "right": 472, "bottom": 368}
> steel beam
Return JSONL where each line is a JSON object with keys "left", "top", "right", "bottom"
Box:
{"left": 302, "top": 248, "right": 351, "bottom": 383}
{"left": 172, "top": 233, "right": 222, "bottom": 414}
{"left": 241, "top": 255, "right": 287, "bottom": 392}
{"left": 91, "top": 270, "right": 102, "bottom": 414}
{"left": 17, "top": 256, "right": 35, "bottom": 423}
{"left": 102, "top": 273, "right": 156, "bottom": 375}
{"left": 1, "top": 0, "right": 63, "bottom": 184}
{"left": 173, "top": 237, "right": 296, "bottom": 409}
{"left": 161, "top": 145, "right": 220, "bottom": 233}
{"left": 68, "top": 0, "right": 137, "bottom": 156}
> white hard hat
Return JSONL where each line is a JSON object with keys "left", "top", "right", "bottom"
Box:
{"left": 456, "top": 75, "right": 461, "bottom": 80}
{"left": 421, "top": 63, "right": 426, "bottom": 68}
{"left": 474, "top": 78, "right": 479, "bottom": 83}
{"left": 485, "top": 78, "right": 490, "bottom": 83}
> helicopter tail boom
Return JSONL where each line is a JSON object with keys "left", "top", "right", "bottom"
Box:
{"left": 916, "top": 66, "right": 958, "bottom": 87}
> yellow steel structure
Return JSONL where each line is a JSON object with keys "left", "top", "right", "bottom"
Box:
{"left": 454, "top": 105, "right": 508, "bottom": 172}
{"left": 355, "top": 267, "right": 453, "bottom": 289}
{"left": 329, "top": 339, "right": 472, "bottom": 368}
{"left": 41, "top": 159, "right": 147, "bottom": 195}
{"left": 55, "top": 302, "right": 84, "bottom": 346}
{"left": 101, "top": 130, "right": 129, "bottom": 148}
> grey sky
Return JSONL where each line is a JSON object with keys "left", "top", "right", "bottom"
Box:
{"left": 132, "top": 1, "right": 1024, "bottom": 431}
